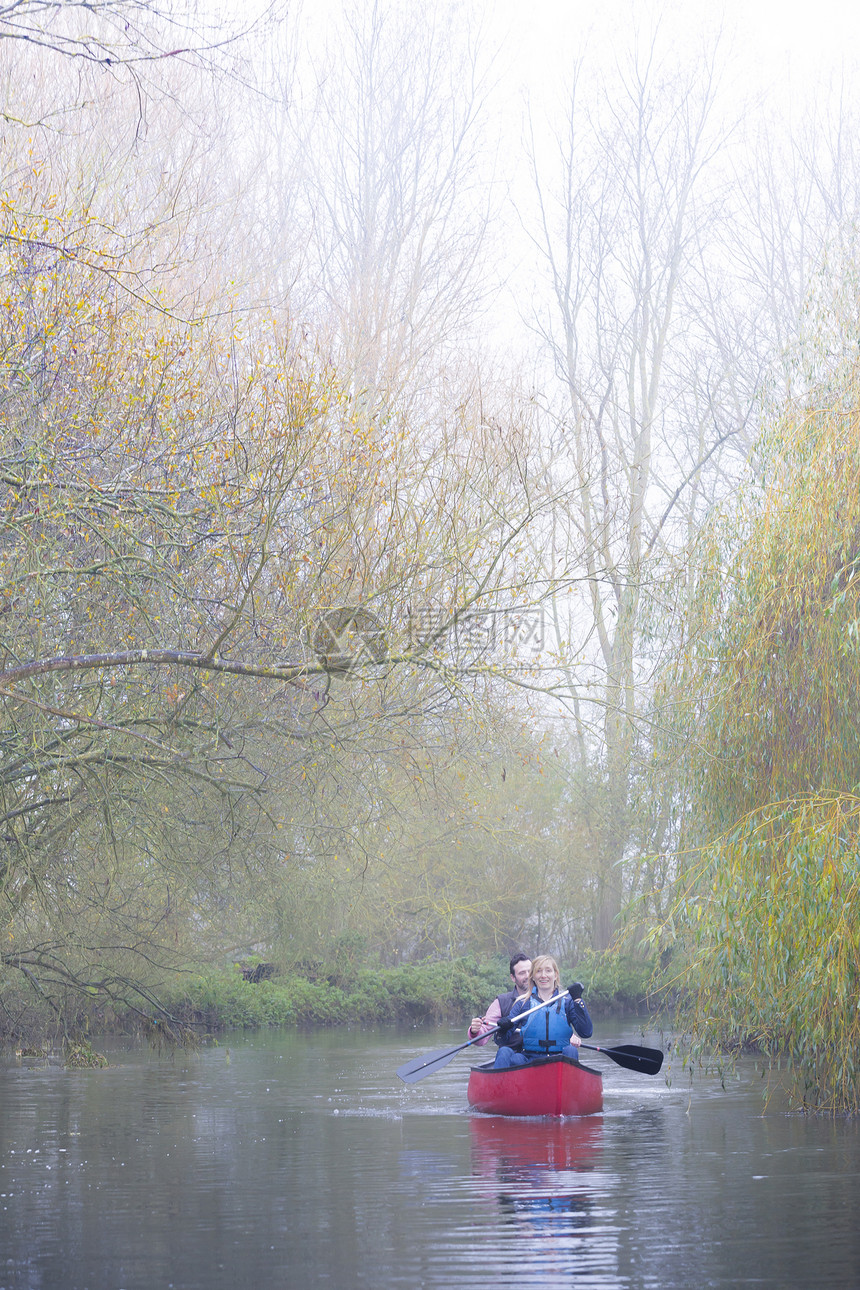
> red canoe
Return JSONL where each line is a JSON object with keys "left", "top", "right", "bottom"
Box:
{"left": 467, "top": 1054, "right": 603, "bottom": 1117}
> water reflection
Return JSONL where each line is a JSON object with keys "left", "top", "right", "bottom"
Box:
{"left": 470, "top": 1116, "right": 619, "bottom": 1285}
{"left": 3, "top": 1028, "right": 860, "bottom": 1289}
{"left": 470, "top": 1113, "right": 603, "bottom": 1183}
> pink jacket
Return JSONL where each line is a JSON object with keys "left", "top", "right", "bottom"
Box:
{"left": 467, "top": 995, "right": 503, "bottom": 1046}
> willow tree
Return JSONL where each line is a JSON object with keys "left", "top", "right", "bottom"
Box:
{"left": 0, "top": 139, "right": 587, "bottom": 1031}
{"left": 0, "top": 186, "right": 338, "bottom": 1017}
{"left": 654, "top": 239, "right": 860, "bottom": 1110}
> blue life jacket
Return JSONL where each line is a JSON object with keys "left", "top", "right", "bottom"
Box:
{"left": 515, "top": 989, "right": 573, "bottom": 1056}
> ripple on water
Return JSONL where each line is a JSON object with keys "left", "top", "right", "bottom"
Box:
{"left": 2, "top": 1027, "right": 860, "bottom": 1289}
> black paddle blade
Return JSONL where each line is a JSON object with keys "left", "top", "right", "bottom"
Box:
{"left": 601, "top": 1043, "right": 663, "bottom": 1075}
{"left": 396, "top": 1043, "right": 464, "bottom": 1084}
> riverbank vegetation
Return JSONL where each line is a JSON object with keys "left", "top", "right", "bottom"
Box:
{"left": 171, "top": 951, "right": 653, "bottom": 1032}
{"left": 646, "top": 256, "right": 860, "bottom": 1112}
{"left": 2, "top": 1, "right": 860, "bottom": 1108}
{"left": 0, "top": 952, "right": 655, "bottom": 1046}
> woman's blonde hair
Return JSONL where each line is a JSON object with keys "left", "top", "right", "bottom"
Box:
{"left": 529, "top": 955, "right": 560, "bottom": 992}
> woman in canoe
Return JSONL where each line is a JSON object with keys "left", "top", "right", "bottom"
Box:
{"left": 493, "top": 955, "right": 593, "bottom": 1069}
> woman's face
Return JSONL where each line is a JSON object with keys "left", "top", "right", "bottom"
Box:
{"left": 534, "top": 963, "right": 556, "bottom": 992}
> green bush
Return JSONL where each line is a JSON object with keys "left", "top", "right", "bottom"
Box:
{"left": 156, "top": 952, "right": 651, "bottom": 1035}
{"left": 0, "top": 950, "right": 657, "bottom": 1048}
{"left": 566, "top": 951, "right": 656, "bottom": 1014}
{"left": 160, "top": 956, "right": 509, "bottom": 1033}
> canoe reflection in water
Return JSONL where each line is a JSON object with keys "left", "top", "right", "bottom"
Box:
{"left": 469, "top": 1115, "right": 610, "bottom": 1267}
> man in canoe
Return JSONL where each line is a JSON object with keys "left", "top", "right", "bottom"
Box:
{"left": 492, "top": 955, "right": 593, "bottom": 1069}
{"left": 467, "top": 952, "right": 532, "bottom": 1046}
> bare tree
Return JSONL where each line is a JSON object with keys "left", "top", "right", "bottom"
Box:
{"left": 0, "top": 1, "right": 283, "bottom": 69}
{"left": 280, "top": 0, "right": 498, "bottom": 419}
{"left": 526, "top": 31, "right": 731, "bottom": 947}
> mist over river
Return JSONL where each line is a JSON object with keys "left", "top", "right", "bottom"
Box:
{"left": 1, "top": 1021, "right": 859, "bottom": 1289}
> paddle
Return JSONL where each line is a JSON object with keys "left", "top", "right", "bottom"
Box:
{"left": 396, "top": 987, "right": 666, "bottom": 1083}
{"left": 577, "top": 1042, "right": 663, "bottom": 1076}
{"left": 396, "top": 991, "right": 570, "bottom": 1084}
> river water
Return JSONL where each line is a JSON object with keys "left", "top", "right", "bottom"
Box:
{"left": 1, "top": 1020, "right": 859, "bottom": 1289}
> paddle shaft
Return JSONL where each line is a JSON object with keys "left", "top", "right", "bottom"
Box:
{"left": 396, "top": 989, "right": 578, "bottom": 1082}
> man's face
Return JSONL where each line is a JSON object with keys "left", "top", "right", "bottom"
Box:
{"left": 512, "top": 959, "right": 532, "bottom": 993}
